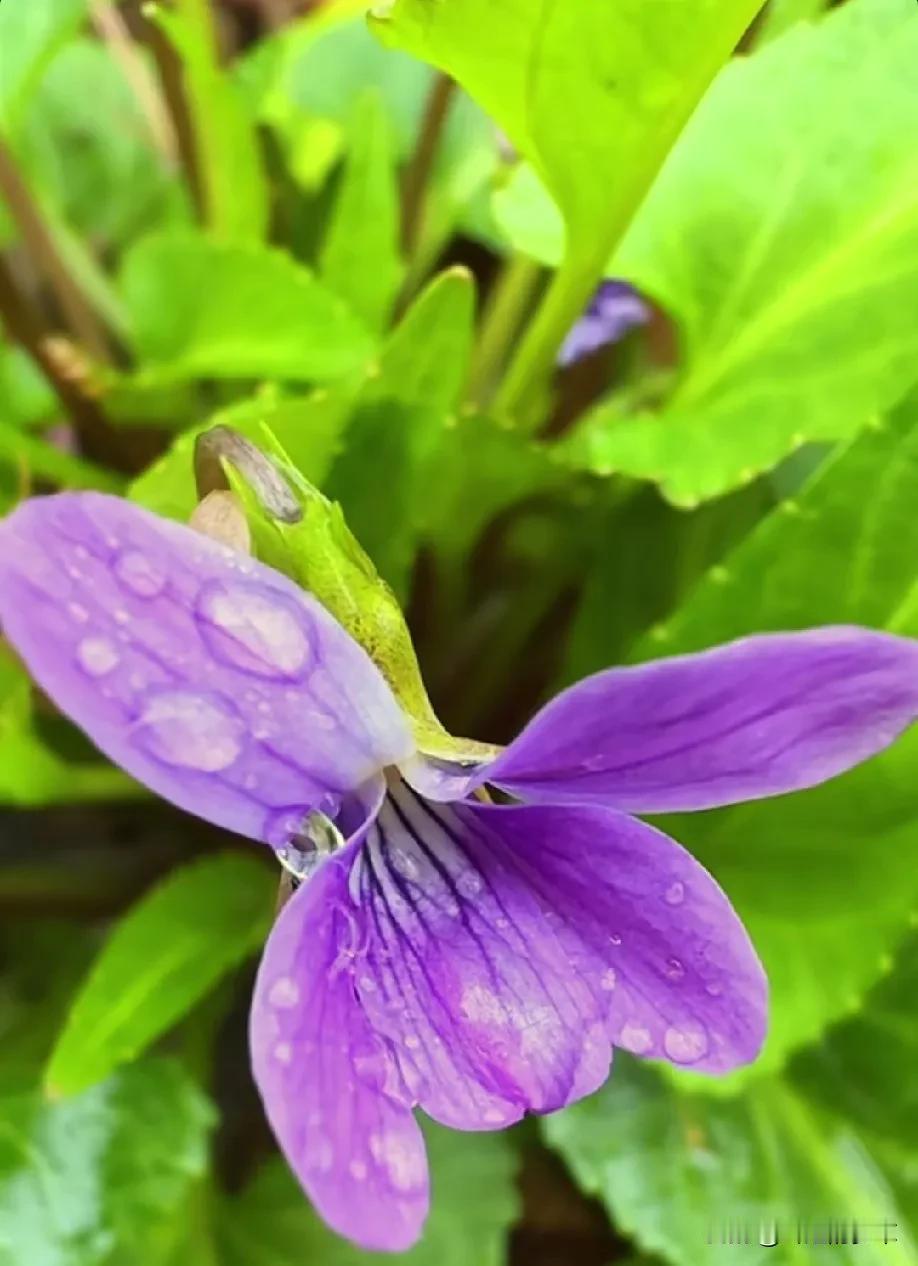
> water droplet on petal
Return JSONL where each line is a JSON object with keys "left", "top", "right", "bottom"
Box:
{"left": 274, "top": 1041, "right": 293, "bottom": 1065}
{"left": 457, "top": 870, "right": 482, "bottom": 898}
{"left": 268, "top": 977, "right": 300, "bottom": 1009}
{"left": 134, "top": 690, "right": 245, "bottom": 771}
{"left": 609, "top": 933, "right": 622, "bottom": 946}
{"left": 68, "top": 602, "right": 89, "bottom": 623}
{"left": 389, "top": 847, "right": 420, "bottom": 881}
{"left": 705, "top": 981, "right": 723, "bottom": 998}
{"left": 267, "top": 808, "right": 345, "bottom": 881}
{"left": 664, "top": 881, "right": 685, "bottom": 906}
{"left": 600, "top": 967, "right": 617, "bottom": 992}
{"left": 404, "top": 1033, "right": 421, "bottom": 1050}
{"left": 349, "top": 1159, "right": 367, "bottom": 1181}
{"left": 115, "top": 550, "right": 166, "bottom": 597}
{"left": 619, "top": 1020, "right": 653, "bottom": 1055}
{"left": 663, "top": 1021, "right": 709, "bottom": 1064}
{"left": 77, "top": 637, "right": 119, "bottom": 677}
{"left": 197, "top": 580, "right": 311, "bottom": 678}
{"left": 665, "top": 957, "right": 685, "bottom": 981}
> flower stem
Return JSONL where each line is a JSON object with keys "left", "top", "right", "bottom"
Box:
{"left": 401, "top": 74, "right": 457, "bottom": 261}
{"left": 0, "top": 139, "right": 113, "bottom": 363}
{"left": 90, "top": 0, "right": 179, "bottom": 167}
{"left": 0, "top": 257, "right": 120, "bottom": 471}
{"left": 468, "top": 254, "right": 543, "bottom": 407}
{"left": 492, "top": 250, "right": 601, "bottom": 430}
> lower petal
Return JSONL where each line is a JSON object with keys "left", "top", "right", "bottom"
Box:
{"left": 465, "top": 801, "right": 767, "bottom": 1074}
{"left": 353, "top": 781, "right": 613, "bottom": 1129}
{"left": 250, "top": 848, "right": 429, "bottom": 1253}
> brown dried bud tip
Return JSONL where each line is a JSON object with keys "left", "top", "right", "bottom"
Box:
{"left": 193, "top": 425, "right": 302, "bottom": 526}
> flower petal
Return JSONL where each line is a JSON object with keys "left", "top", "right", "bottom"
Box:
{"left": 352, "top": 780, "right": 612, "bottom": 1129}
{"left": 482, "top": 629, "right": 918, "bottom": 812}
{"left": 251, "top": 848, "right": 429, "bottom": 1252}
{"left": 0, "top": 494, "right": 412, "bottom": 842}
{"left": 466, "top": 801, "right": 766, "bottom": 1073}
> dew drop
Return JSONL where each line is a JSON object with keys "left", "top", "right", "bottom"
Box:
{"left": 68, "top": 602, "right": 89, "bottom": 623}
{"left": 600, "top": 967, "right": 617, "bottom": 992}
{"left": 197, "top": 580, "right": 311, "bottom": 678}
{"left": 349, "top": 1159, "right": 367, "bottom": 1181}
{"left": 77, "top": 637, "right": 120, "bottom": 677}
{"left": 268, "top": 977, "right": 300, "bottom": 1010}
{"left": 133, "top": 690, "right": 245, "bottom": 772}
{"left": 664, "top": 957, "right": 685, "bottom": 981}
{"left": 609, "top": 933, "right": 622, "bottom": 946}
{"left": 115, "top": 550, "right": 166, "bottom": 598}
{"left": 457, "top": 870, "right": 482, "bottom": 898}
{"left": 390, "top": 847, "right": 420, "bottom": 881}
{"left": 404, "top": 1033, "right": 421, "bottom": 1050}
{"left": 663, "top": 1021, "right": 709, "bottom": 1064}
{"left": 274, "top": 1041, "right": 293, "bottom": 1065}
{"left": 705, "top": 981, "right": 723, "bottom": 998}
{"left": 619, "top": 1020, "right": 653, "bottom": 1055}
{"left": 664, "top": 881, "right": 685, "bottom": 906}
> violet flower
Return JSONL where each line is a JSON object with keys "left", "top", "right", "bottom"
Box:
{"left": 558, "top": 279, "right": 650, "bottom": 366}
{"left": 3, "top": 493, "right": 918, "bottom": 1251}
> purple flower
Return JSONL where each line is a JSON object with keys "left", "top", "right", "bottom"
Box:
{"left": 3, "top": 493, "right": 918, "bottom": 1251}
{"left": 558, "top": 280, "right": 650, "bottom": 366}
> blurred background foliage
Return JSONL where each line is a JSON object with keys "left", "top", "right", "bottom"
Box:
{"left": 0, "top": 0, "right": 917, "bottom": 1262}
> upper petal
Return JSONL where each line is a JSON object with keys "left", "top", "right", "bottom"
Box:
{"left": 250, "top": 847, "right": 429, "bottom": 1252}
{"left": 482, "top": 628, "right": 918, "bottom": 813}
{"left": 0, "top": 494, "right": 413, "bottom": 843}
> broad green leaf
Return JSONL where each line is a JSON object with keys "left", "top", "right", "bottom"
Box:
{"left": 0, "top": 650, "right": 132, "bottom": 805}
{"left": 319, "top": 92, "right": 403, "bottom": 332}
{"left": 794, "top": 933, "right": 918, "bottom": 1147}
{"left": 45, "top": 853, "right": 272, "bottom": 1097}
{"left": 758, "top": 0, "right": 832, "bottom": 42}
{"left": 325, "top": 266, "right": 476, "bottom": 596}
{"left": 370, "top": 0, "right": 761, "bottom": 275}
{"left": 150, "top": 1, "right": 268, "bottom": 243}
{"left": 218, "top": 1123, "right": 519, "bottom": 1266}
{"left": 119, "top": 231, "right": 373, "bottom": 382}
{"left": 0, "top": 0, "right": 86, "bottom": 134}
{"left": 546, "top": 1057, "right": 915, "bottom": 1266}
{"left": 0, "top": 1059, "right": 213, "bottom": 1266}
{"left": 622, "top": 393, "right": 918, "bottom": 1072}
{"left": 570, "top": 0, "right": 918, "bottom": 505}
{"left": 562, "top": 482, "right": 770, "bottom": 684}
{"left": 0, "top": 417, "right": 121, "bottom": 493}
{"left": 18, "top": 39, "right": 189, "bottom": 250}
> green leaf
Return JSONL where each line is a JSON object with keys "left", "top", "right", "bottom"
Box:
{"left": 571, "top": 0, "right": 918, "bottom": 505}
{"left": 325, "top": 266, "right": 476, "bottom": 596}
{"left": 546, "top": 1056, "right": 916, "bottom": 1266}
{"left": 119, "top": 231, "right": 373, "bottom": 383}
{"left": 622, "top": 393, "right": 918, "bottom": 1073}
{"left": 319, "top": 92, "right": 403, "bottom": 331}
{"left": 370, "top": 0, "right": 759, "bottom": 267}
{"left": 793, "top": 932, "right": 918, "bottom": 1148}
{"left": 0, "top": 0, "right": 86, "bottom": 134}
{"left": 372, "top": 0, "right": 760, "bottom": 413}
{"left": 0, "top": 1059, "right": 213, "bottom": 1266}
{"left": 757, "top": 0, "right": 832, "bottom": 43}
{"left": 218, "top": 1123, "right": 519, "bottom": 1266}
{"left": 18, "top": 39, "right": 189, "bottom": 250}
{"left": 46, "top": 854, "right": 273, "bottom": 1097}
{"left": 150, "top": 0, "right": 268, "bottom": 243}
